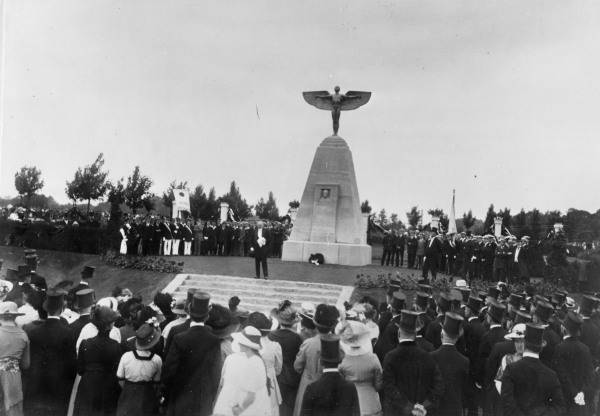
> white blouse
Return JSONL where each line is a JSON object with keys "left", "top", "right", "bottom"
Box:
{"left": 116, "top": 350, "right": 162, "bottom": 383}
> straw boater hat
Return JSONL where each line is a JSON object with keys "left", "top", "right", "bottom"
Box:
{"left": 338, "top": 320, "right": 372, "bottom": 356}
{"left": 232, "top": 326, "right": 262, "bottom": 351}
{"left": 0, "top": 301, "right": 24, "bottom": 319}
{"left": 504, "top": 323, "right": 526, "bottom": 340}
{"left": 135, "top": 323, "right": 161, "bottom": 351}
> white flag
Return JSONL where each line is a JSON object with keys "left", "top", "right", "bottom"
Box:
{"left": 448, "top": 189, "right": 457, "bottom": 235}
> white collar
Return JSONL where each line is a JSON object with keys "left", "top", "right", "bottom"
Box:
{"left": 323, "top": 368, "right": 339, "bottom": 374}
{"left": 398, "top": 338, "right": 415, "bottom": 344}
{"left": 562, "top": 335, "right": 573, "bottom": 340}
{"left": 79, "top": 281, "right": 89, "bottom": 286}
{"left": 189, "top": 321, "right": 205, "bottom": 328}
{"left": 47, "top": 316, "right": 61, "bottom": 320}
{"left": 523, "top": 351, "right": 539, "bottom": 359}
{"left": 490, "top": 324, "right": 502, "bottom": 329}
{"left": 468, "top": 316, "right": 479, "bottom": 322}
{"left": 442, "top": 342, "right": 455, "bottom": 346}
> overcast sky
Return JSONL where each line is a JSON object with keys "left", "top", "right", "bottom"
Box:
{"left": 1, "top": 0, "right": 599, "bottom": 220}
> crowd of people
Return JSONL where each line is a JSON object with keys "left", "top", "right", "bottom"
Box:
{"left": 0, "top": 248, "right": 599, "bottom": 416}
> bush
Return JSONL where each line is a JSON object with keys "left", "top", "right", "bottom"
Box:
{"left": 102, "top": 251, "right": 183, "bottom": 273}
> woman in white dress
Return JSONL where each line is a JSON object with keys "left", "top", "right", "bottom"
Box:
{"left": 213, "top": 326, "right": 270, "bottom": 416}
{"left": 248, "top": 312, "right": 283, "bottom": 416}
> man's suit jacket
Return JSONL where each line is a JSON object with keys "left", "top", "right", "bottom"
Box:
{"left": 374, "top": 314, "right": 400, "bottom": 363}
{"left": 540, "top": 326, "right": 561, "bottom": 368}
{"left": 425, "top": 236, "right": 443, "bottom": 261}
{"left": 580, "top": 318, "right": 600, "bottom": 361}
{"left": 181, "top": 224, "right": 193, "bottom": 241}
{"left": 161, "top": 325, "right": 221, "bottom": 416}
{"left": 171, "top": 223, "right": 180, "bottom": 239}
{"left": 425, "top": 314, "right": 444, "bottom": 349}
{"left": 430, "top": 344, "right": 472, "bottom": 416}
{"left": 501, "top": 356, "right": 565, "bottom": 416}
{"left": 160, "top": 222, "right": 173, "bottom": 240}
{"left": 163, "top": 318, "right": 190, "bottom": 356}
{"left": 30, "top": 273, "right": 47, "bottom": 291}
{"left": 416, "top": 336, "right": 435, "bottom": 352}
{"left": 382, "top": 341, "right": 443, "bottom": 416}
{"left": 251, "top": 228, "right": 270, "bottom": 259}
{"left": 69, "top": 314, "right": 91, "bottom": 347}
{"left": 477, "top": 325, "right": 506, "bottom": 387}
{"left": 23, "top": 318, "right": 76, "bottom": 414}
{"left": 301, "top": 371, "right": 360, "bottom": 416}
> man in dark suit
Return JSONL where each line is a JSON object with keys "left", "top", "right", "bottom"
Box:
{"left": 381, "top": 231, "right": 393, "bottom": 266}
{"left": 383, "top": 310, "right": 444, "bottom": 416}
{"left": 430, "top": 312, "right": 472, "bottom": 416}
{"left": 251, "top": 220, "right": 269, "bottom": 279}
{"left": 501, "top": 323, "right": 566, "bottom": 416}
{"left": 69, "top": 288, "right": 96, "bottom": 344}
{"left": 477, "top": 301, "right": 506, "bottom": 413}
{"left": 579, "top": 295, "right": 600, "bottom": 362}
{"left": 422, "top": 229, "right": 443, "bottom": 283}
{"left": 424, "top": 292, "right": 451, "bottom": 349}
{"left": 374, "top": 291, "right": 406, "bottom": 363}
{"left": 140, "top": 216, "right": 155, "bottom": 255}
{"left": 407, "top": 231, "right": 418, "bottom": 269}
{"left": 67, "top": 265, "right": 95, "bottom": 309}
{"left": 160, "top": 217, "right": 173, "bottom": 255}
{"left": 300, "top": 334, "right": 360, "bottom": 416}
{"left": 534, "top": 300, "right": 561, "bottom": 367}
{"left": 161, "top": 292, "right": 221, "bottom": 416}
{"left": 462, "top": 296, "right": 485, "bottom": 416}
{"left": 553, "top": 311, "right": 596, "bottom": 416}
{"left": 171, "top": 217, "right": 181, "bottom": 255}
{"left": 24, "top": 289, "right": 76, "bottom": 416}
{"left": 394, "top": 231, "right": 406, "bottom": 267}
{"left": 163, "top": 288, "right": 196, "bottom": 356}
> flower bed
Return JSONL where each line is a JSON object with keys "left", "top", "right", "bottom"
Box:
{"left": 102, "top": 250, "right": 183, "bottom": 273}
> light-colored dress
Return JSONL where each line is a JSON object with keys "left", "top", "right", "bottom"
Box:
{"left": 0, "top": 326, "right": 30, "bottom": 416}
{"left": 213, "top": 352, "right": 270, "bottom": 416}
{"left": 339, "top": 353, "right": 383, "bottom": 416}
{"left": 292, "top": 334, "right": 324, "bottom": 416}
{"left": 260, "top": 337, "right": 283, "bottom": 416}
{"left": 15, "top": 303, "right": 38, "bottom": 328}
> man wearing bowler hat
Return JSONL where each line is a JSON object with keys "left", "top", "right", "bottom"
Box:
{"left": 161, "top": 291, "right": 221, "bottom": 416}
{"left": 23, "top": 289, "right": 76, "bottom": 416}
{"left": 553, "top": 311, "right": 596, "bottom": 416}
{"left": 430, "top": 312, "right": 472, "bottom": 416}
{"left": 501, "top": 323, "right": 565, "bottom": 415}
{"left": 382, "top": 310, "right": 443, "bottom": 416}
{"left": 300, "top": 334, "right": 360, "bottom": 416}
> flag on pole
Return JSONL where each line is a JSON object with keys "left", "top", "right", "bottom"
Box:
{"left": 448, "top": 189, "right": 457, "bottom": 234}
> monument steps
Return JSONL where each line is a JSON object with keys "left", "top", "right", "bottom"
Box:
{"left": 163, "top": 273, "right": 353, "bottom": 314}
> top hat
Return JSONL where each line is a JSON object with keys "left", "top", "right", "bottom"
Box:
{"left": 466, "top": 296, "right": 483, "bottom": 314}
{"left": 418, "top": 284, "right": 433, "bottom": 295}
{"left": 313, "top": 304, "right": 339, "bottom": 329}
{"left": 399, "top": 309, "right": 420, "bottom": 334}
{"left": 185, "top": 288, "right": 198, "bottom": 306}
{"left": 509, "top": 294, "right": 523, "bottom": 309}
{"left": 0, "top": 301, "right": 25, "bottom": 319}
{"left": 457, "top": 288, "right": 471, "bottom": 303}
{"left": 438, "top": 293, "right": 452, "bottom": 313}
{"left": 276, "top": 300, "right": 299, "bottom": 326}
{"left": 477, "top": 291, "right": 487, "bottom": 302}
{"left": 535, "top": 301, "right": 554, "bottom": 323}
{"left": 391, "top": 292, "right": 406, "bottom": 311}
{"left": 25, "top": 255, "right": 38, "bottom": 269}
{"left": 320, "top": 334, "right": 342, "bottom": 363}
{"left": 75, "top": 288, "right": 96, "bottom": 310}
{"left": 206, "top": 304, "right": 238, "bottom": 338}
{"left": 232, "top": 326, "right": 262, "bottom": 351}
{"left": 515, "top": 310, "right": 532, "bottom": 324}
{"left": 43, "top": 289, "right": 66, "bottom": 313}
{"left": 23, "top": 249, "right": 36, "bottom": 256}
{"left": 5, "top": 269, "right": 19, "bottom": 283}
{"left": 487, "top": 286, "right": 500, "bottom": 300}
{"left": 247, "top": 311, "right": 272, "bottom": 335}
{"left": 189, "top": 292, "right": 211, "bottom": 319}
{"left": 551, "top": 292, "right": 566, "bottom": 305}
{"left": 580, "top": 295, "right": 600, "bottom": 317}
{"left": 135, "top": 323, "right": 161, "bottom": 351}
{"left": 415, "top": 292, "right": 430, "bottom": 310}
{"left": 81, "top": 266, "right": 95, "bottom": 279}
{"left": 17, "top": 265, "right": 32, "bottom": 279}
{"left": 443, "top": 312, "right": 464, "bottom": 338}
{"left": 524, "top": 323, "right": 545, "bottom": 350}
{"left": 487, "top": 301, "right": 506, "bottom": 323}
{"left": 563, "top": 311, "right": 583, "bottom": 335}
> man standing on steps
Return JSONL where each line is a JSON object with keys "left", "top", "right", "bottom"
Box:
{"left": 251, "top": 220, "right": 269, "bottom": 279}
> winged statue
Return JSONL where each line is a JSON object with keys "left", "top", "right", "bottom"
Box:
{"left": 303, "top": 86, "right": 371, "bottom": 135}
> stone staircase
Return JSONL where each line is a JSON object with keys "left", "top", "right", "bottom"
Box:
{"left": 162, "top": 274, "right": 354, "bottom": 313}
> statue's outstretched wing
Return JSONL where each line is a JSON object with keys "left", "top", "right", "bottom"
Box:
{"left": 302, "top": 91, "right": 333, "bottom": 111}
{"left": 341, "top": 91, "right": 371, "bottom": 111}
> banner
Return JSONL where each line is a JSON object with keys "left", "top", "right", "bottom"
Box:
{"left": 448, "top": 189, "right": 457, "bottom": 234}
{"left": 172, "top": 189, "right": 190, "bottom": 218}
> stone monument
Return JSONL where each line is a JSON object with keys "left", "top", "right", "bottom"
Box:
{"left": 281, "top": 86, "right": 372, "bottom": 266}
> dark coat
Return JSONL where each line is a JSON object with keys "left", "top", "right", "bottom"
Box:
{"left": 374, "top": 314, "right": 401, "bottom": 363}
{"left": 161, "top": 325, "right": 221, "bottom": 416}
{"left": 30, "top": 273, "right": 47, "bottom": 291}
{"left": 69, "top": 314, "right": 91, "bottom": 343}
{"left": 486, "top": 340, "right": 515, "bottom": 389}
{"left": 416, "top": 336, "right": 435, "bottom": 352}
{"left": 553, "top": 337, "right": 597, "bottom": 416}
{"left": 300, "top": 371, "right": 360, "bottom": 416}
{"left": 500, "top": 356, "right": 565, "bottom": 416}
{"left": 251, "top": 228, "right": 270, "bottom": 259}
{"left": 160, "top": 223, "right": 173, "bottom": 240}
{"left": 424, "top": 314, "right": 444, "bottom": 349}
{"left": 477, "top": 325, "right": 506, "bottom": 388}
{"left": 580, "top": 318, "right": 600, "bottom": 361}
{"left": 464, "top": 317, "right": 485, "bottom": 381}
{"left": 382, "top": 340, "right": 444, "bottom": 416}
{"left": 430, "top": 344, "right": 472, "bottom": 416}
{"left": 163, "top": 318, "right": 190, "bottom": 357}
{"left": 23, "top": 318, "right": 76, "bottom": 416}
{"left": 269, "top": 328, "right": 303, "bottom": 389}
{"left": 540, "top": 326, "right": 561, "bottom": 368}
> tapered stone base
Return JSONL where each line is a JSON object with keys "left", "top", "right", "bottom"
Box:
{"left": 282, "top": 240, "right": 372, "bottom": 266}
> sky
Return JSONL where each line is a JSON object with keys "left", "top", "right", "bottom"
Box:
{"left": 1, "top": 0, "right": 599, "bottom": 221}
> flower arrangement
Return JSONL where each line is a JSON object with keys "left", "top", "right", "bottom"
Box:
{"left": 102, "top": 250, "right": 183, "bottom": 273}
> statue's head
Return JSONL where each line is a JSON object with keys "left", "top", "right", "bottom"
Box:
{"left": 334, "top": 86, "right": 340, "bottom": 93}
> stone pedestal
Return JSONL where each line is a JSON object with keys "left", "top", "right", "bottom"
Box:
{"left": 220, "top": 202, "right": 229, "bottom": 223}
{"left": 494, "top": 217, "right": 503, "bottom": 237}
{"left": 282, "top": 135, "right": 371, "bottom": 266}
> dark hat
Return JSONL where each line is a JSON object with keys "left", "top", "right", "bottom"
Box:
{"left": 466, "top": 296, "right": 483, "bottom": 314}
{"left": 247, "top": 311, "right": 272, "bottom": 335}
{"left": 399, "top": 309, "right": 420, "bottom": 334}
{"left": 313, "top": 304, "right": 339, "bottom": 329}
{"left": 438, "top": 292, "right": 452, "bottom": 313}
{"left": 509, "top": 294, "right": 523, "bottom": 309}
{"left": 551, "top": 292, "right": 566, "bottom": 305}
{"left": 415, "top": 292, "right": 430, "bottom": 310}
{"left": 515, "top": 310, "right": 532, "bottom": 324}
{"left": 535, "top": 301, "right": 554, "bottom": 323}
{"left": 487, "top": 286, "right": 500, "bottom": 300}
{"left": 186, "top": 288, "right": 198, "bottom": 305}
{"left": 391, "top": 291, "right": 406, "bottom": 311}
{"left": 135, "top": 323, "right": 161, "bottom": 351}
{"left": 25, "top": 255, "right": 38, "bottom": 269}
{"left": 205, "top": 304, "right": 237, "bottom": 338}
{"left": 81, "top": 266, "right": 95, "bottom": 279}
{"left": 457, "top": 288, "right": 471, "bottom": 303}
{"left": 524, "top": 323, "right": 545, "bottom": 350}
{"left": 43, "top": 289, "right": 66, "bottom": 313}
{"left": 487, "top": 301, "right": 506, "bottom": 323}
{"left": 75, "top": 288, "right": 95, "bottom": 310}
{"left": 580, "top": 295, "right": 600, "bottom": 317}
{"left": 17, "top": 265, "right": 32, "bottom": 279}
{"left": 5, "top": 269, "right": 19, "bottom": 283}
{"left": 563, "top": 311, "right": 583, "bottom": 334}
{"left": 320, "top": 334, "right": 342, "bottom": 363}
{"left": 449, "top": 290, "right": 463, "bottom": 312}
{"left": 477, "top": 291, "right": 487, "bottom": 302}
{"left": 189, "top": 292, "right": 210, "bottom": 319}
{"left": 418, "top": 284, "right": 433, "bottom": 295}
{"left": 443, "top": 312, "right": 464, "bottom": 338}
{"left": 23, "top": 249, "right": 36, "bottom": 256}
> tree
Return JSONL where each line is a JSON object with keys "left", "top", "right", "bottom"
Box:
{"left": 427, "top": 209, "right": 448, "bottom": 231}
{"left": 218, "top": 181, "right": 252, "bottom": 220}
{"left": 462, "top": 210, "right": 476, "bottom": 230}
{"left": 65, "top": 153, "right": 109, "bottom": 215}
{"left": 498, "top": 207, "right": 511, "bottom": 231}
{"left": 406, "top": 206, "right": 422, "bottom": 228}
{"left": 255, "top": 191, "right": 280, "bottom": 220}
{"left": 544, "top": 210, "right": 563, "bottom": 235}
{"left": 107, "top": 179, "right": 125, "bottom": 247}
{"left": 361, "top": 200, "right": 372, "bottom": 214}
{"left": 190, "top": 185, "right": 208, "bottom": 219}
{"left": 511, "top": 209, "right": 529, "bottom": 237}
{"left": 377, "top": 208, "right": 388, "bottom": 225}
{"left": 289, "top": 200, "right": 300, "bottom": 209}
{"left": 203, "top": 187, "right": 219, "bottom": 220}
{"left": 123, "top": 166, "right": 153, "bottom": 214}
{"left": 529, "top": 208, "right": 542, "bottom": 239}
{"left": 483, "top": 204, "right": 496, "bottom": 234}
{"left": 14, "top": 166, "right": 44, "bottom": 207}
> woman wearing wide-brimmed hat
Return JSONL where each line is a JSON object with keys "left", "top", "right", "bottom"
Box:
{"left": 338, "top": 320, "right": 383, "bottom": 416}
{"left": 116, "top": 323, "right": 163, "bottom": 416}
{"left": 207, "top": 304, "right": 241, "bottom": 368}
{"left": 213, "top": 326, "right": 270, "bottom": 416}
{"left": 0, "top": 301, "right": 29, "bottom": 416}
